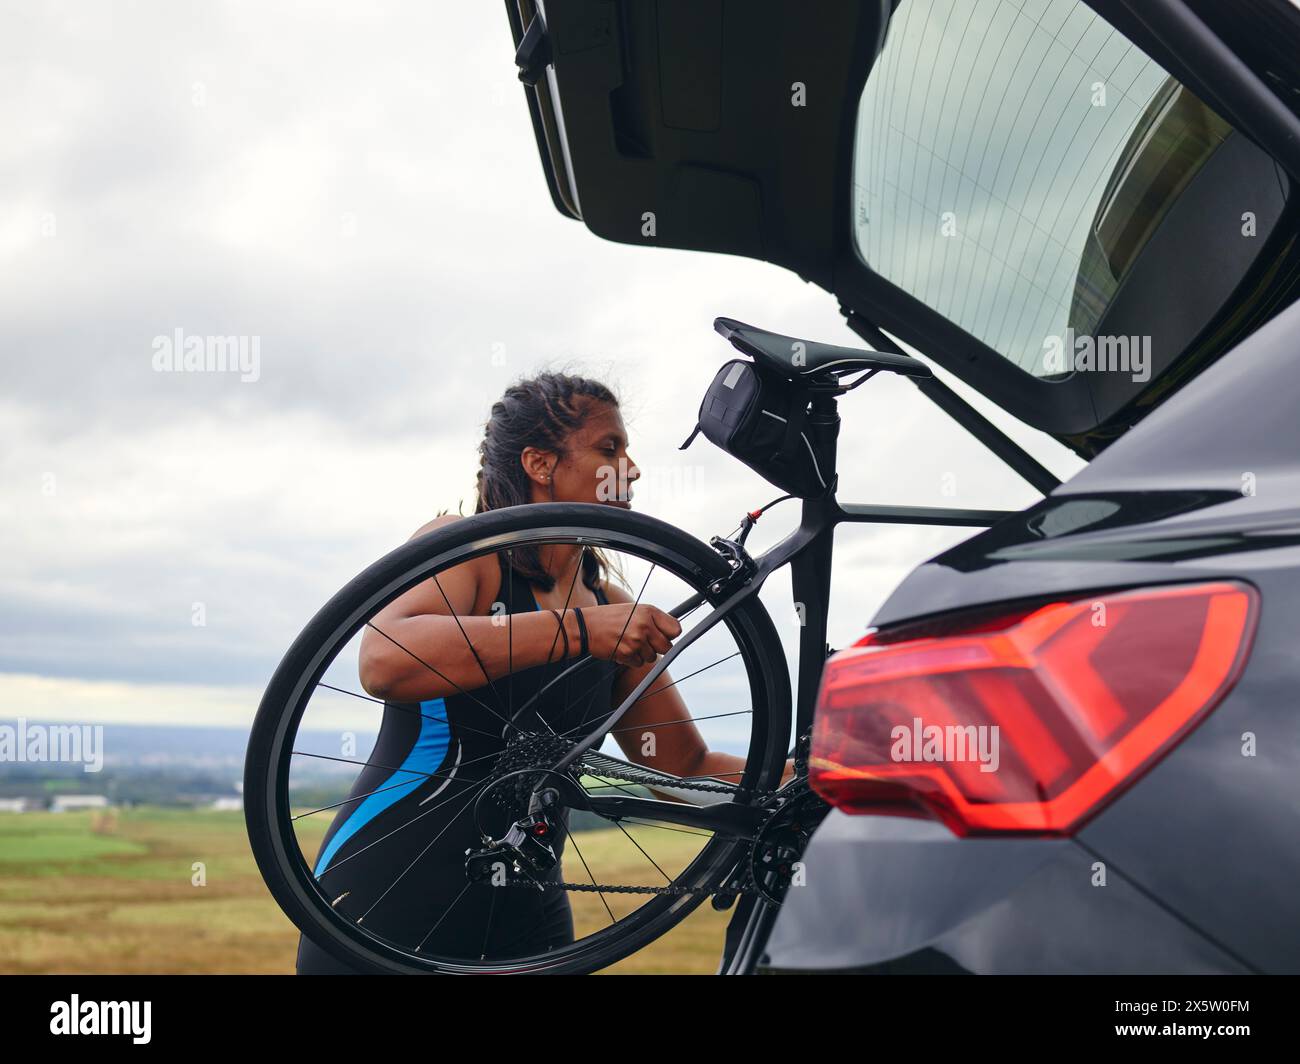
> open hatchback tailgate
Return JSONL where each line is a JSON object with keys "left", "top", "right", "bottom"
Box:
{"left": 505, "top": 0, "right": 1300, "bottom": 457}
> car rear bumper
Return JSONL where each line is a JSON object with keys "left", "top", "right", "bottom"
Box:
{"left": 758, "top": 811, "right": 1250, "bottom": 974}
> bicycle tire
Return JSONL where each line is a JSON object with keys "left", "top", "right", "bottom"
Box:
{"left": 245, "top": 502, "right": 792, "bottom": 974}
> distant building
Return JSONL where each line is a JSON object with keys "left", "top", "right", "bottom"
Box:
{"left": 49, "top": 794, "right": 111, "bottom": 813}
{"left": 0, "top": 798, "right": 31, "bottom": 813}
{"left": 208, "top": 796, "right": 243, "bottom": 811}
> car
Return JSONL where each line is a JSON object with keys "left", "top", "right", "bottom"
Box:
{"left": 504, "top": 0, "right": 1300, "bottom": 973}
{"left": 766, "top": 300, "right": 1300, "bottom": 974}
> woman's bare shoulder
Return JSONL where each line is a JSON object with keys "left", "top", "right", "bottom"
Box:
{"left": 599, "top": 577, "right": 634, "bottom": 604}
{"left": 404, "top": 515, "right": 497, "bottom": 588}
{"left": 406, "top": 514, "right": 465, "bottom": 541}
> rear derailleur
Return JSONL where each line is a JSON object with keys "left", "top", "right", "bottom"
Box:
{"left": 464, "top": 784, "right": 566, "bottom": 890}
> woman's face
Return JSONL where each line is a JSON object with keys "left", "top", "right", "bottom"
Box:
{"left": 528, "top": 401, "right": 640, "bottom": 508}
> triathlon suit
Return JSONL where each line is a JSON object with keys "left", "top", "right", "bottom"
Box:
{"left": 296, "top": 553, "right": 620, "bottom": 973}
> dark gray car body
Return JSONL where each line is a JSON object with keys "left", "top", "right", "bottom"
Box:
{"left": 504, "top": 0, "right": 1300, "bottom": 974}
{"left": 762, "top": 297, "right": 1300, "bottom": 974}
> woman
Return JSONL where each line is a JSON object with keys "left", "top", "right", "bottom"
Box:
{"left": 296, "top": 371, "right": 784, "bottom": 973}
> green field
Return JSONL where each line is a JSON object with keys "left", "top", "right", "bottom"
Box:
{"left": 0, "top": 808, "right": 732, "bottom": 974}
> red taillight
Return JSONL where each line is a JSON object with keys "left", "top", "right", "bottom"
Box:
{"left": 810, "top": 581, "right": 1259, "bottom": 836}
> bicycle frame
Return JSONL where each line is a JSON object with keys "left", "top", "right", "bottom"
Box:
{"left": 492, "top": 364, "right": 1055, "bottom": 972}
{"left": 538, "top": 386, "right": 1017, "bottom": 898}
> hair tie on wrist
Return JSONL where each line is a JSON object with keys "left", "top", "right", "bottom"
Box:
{"left": 573, "top": 606, "right": 590, "bottom": 659}
{"left": 548, "top": 608, "right": 569, "bottom": 661}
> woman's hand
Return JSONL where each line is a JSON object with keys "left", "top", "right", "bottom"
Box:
{"left": 583, "top": 603, "right": 681, "bottom": 668}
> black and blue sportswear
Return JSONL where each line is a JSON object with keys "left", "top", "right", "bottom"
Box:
{"left": 296, "top": 554, "right": 618, "bottom": 972}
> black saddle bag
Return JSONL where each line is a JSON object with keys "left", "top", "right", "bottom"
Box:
{"left": 679, "top": 358, "right": 830, "bottom": 498}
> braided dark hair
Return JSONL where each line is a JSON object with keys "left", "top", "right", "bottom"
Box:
{"left": 474, "top": 371, "right": 622, "bottom": 592}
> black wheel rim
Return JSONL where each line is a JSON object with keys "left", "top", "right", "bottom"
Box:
{"left": 248, "top": 508, "right": 790, "bottom": 974}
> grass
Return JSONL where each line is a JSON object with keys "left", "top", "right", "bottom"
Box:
{"left": 0, "top": 808, "right": 733, "bottom": 974}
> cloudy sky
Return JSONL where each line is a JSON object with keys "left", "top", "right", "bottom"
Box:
{"left": 1, "top": 1, "right": 1083, "bottom": 730}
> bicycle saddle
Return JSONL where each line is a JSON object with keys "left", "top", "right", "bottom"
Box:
{"left": 714, "top": 316, "right": 931, "bottom": 381}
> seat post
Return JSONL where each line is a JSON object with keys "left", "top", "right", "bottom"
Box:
{"left": 806, "top": 389, "right": 841, "bottom": 493}
{"left": 789, "top": 388, "right": 842, "bottom": 743}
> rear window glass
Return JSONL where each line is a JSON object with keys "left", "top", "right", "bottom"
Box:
{"left": 851, "top": 0, "right": 1234, "bottom": 377}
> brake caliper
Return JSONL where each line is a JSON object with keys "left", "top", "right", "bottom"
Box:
{"left": 706, "top": 534, "right": 757, "bottom": 599}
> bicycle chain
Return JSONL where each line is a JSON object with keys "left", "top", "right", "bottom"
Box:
{"left": 489, "top": 739, "right": 813, "bottom": 896}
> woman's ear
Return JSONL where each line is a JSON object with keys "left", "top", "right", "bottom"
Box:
{"left": 520, "top": 446, "right": 557, "bottom": 486}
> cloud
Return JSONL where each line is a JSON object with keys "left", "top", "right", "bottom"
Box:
{"left": 2, "top": 1, "right": 1081, "bottom": 725}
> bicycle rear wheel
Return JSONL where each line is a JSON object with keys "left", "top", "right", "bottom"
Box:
{"left": 245, "top": 502, "right": 791, "bottom": 974}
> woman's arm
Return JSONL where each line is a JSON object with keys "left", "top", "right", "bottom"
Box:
{"left": 599, "top": 582, "right": 795, "bottom": 789}
{"left": 357, "top": 518, "right": 687, "bottom": 703}
{"left": 358, "top": 516, "right": 577, "bottom": 703}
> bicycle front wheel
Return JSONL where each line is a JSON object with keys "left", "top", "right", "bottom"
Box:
{"left": 245, "top": 502, "right": 792, "bottom": 974}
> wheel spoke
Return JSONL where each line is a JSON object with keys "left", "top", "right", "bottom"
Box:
{"left": 261, "top": 524, "right": 786, "bottom": 971}
{"left": 289, "top": 744, "right": 506, "bottom": 821}
{"left": 430, "top": 569, "right": 505, "bottom": 709}
{"left": 611, "top": 562, "right": 656, "bottom": 664}
{"left": 477, "top": 886, "right": 499, "bottom": 961}
{"left": 637, "top": 650, "right": 742, "bottom": 699}
{"left": 607, "top": 708, "right": 753, "bottom": 735}
{"left": 291, "top": 749, "right": 440, "bottom": 782}
{"left": 617, "top": 818, "right": 720, "bottom": 840}
{"left": 561, "top": 828, "right": 615, "bottom": 925}
{"left": 615, "top": 821, "right": 673, "bottom": 884}
{"left": 549, "top": 546, "right": 589, "bottom": 736}
{"left": 315, "top": 681, "right": 504, "bottom": 742}
{"left": 415, "top": 880, "right": 474, "bottom": 954}
{"left": 364, "top": 621, "right": 520, "bottom": 735}
{"left": 558, "top": 650, "right": 746, "bottom": 739}
{"left": 581, "top": 749, "right": 740, "bottom": 794}
{"left": 556, "top": 560, "right": 658, "bottom": 740}
{"left": 292, "top": 776, "right": 450, "bottom": 822}
{"left": 506, "top": 549, "right": 515, "bottom": 724}
{"left": 501, "top": 552, "right": 670, "bottom": 732}
{"left": 317, "top": 775, "right": 489, "bottom": 877}
{"left": 356, "top": 784, "right": 485, "bottom": 924}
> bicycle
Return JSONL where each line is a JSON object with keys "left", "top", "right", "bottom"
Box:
{"left": 244, "top": 316, "right": 1053, "bottom": 974}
